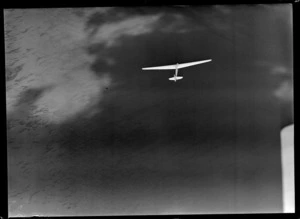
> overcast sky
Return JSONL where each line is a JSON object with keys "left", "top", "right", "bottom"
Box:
{"left": 6, "top": 5, "right": 293, "bottom": 216}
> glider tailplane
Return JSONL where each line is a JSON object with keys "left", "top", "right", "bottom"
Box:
{"left": 169, "top": 76, "right": 183, "bottom": 81}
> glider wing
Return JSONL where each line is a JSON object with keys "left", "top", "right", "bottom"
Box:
{"left": 177, "top": 59, "right": 212, "bottom": 69}
{"left": 142, "top": 64, "right": 177, "bottom": 70}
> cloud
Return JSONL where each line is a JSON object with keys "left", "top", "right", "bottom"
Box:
{"left": 255, "top": 61, "right": 293, "bottom": 103}
{"left": 33, "top": 73, "right": 111, "bottom": 124}
{"left": 269, "top": 65, "right": 293, "bottom": 102}
{"left": 270, "top": 65, "right": 290, "bottom": 75}
{"left": 213, "top": 5, "right": 232, "bottom": 15}
{"left": 90, "top": 14, "right": 162, "bottom": 47}
{"left": 7, "top": 6, "right": 277, "bottom": 125}
{"left": 274, "top": 80, "right": 293, "bottom": 103}
{"left": 86, "top": 7, "right": 224, "bottom": 48}
{"left": 5, "top": 8, "right": 111, "bottom": 124}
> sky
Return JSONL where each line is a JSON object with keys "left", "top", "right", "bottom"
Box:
{"left": 5, "top": 5, "right": 293, "bottom": 216}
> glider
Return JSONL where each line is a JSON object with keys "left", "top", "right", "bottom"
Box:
{"left": 142, "top": 59, "right": 212, "bottom": 82}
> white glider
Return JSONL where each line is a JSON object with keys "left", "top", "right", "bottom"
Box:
{"left": 142, "top": 59, "right": 212, "bottom": 82}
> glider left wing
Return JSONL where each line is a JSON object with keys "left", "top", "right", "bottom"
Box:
{"left": 177, "top": 59, "right": 212, "bottom": 69}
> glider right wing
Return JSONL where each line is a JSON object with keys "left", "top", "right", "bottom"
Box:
{"left": 142, "top": 64, "right": 177, "bottom": 70}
